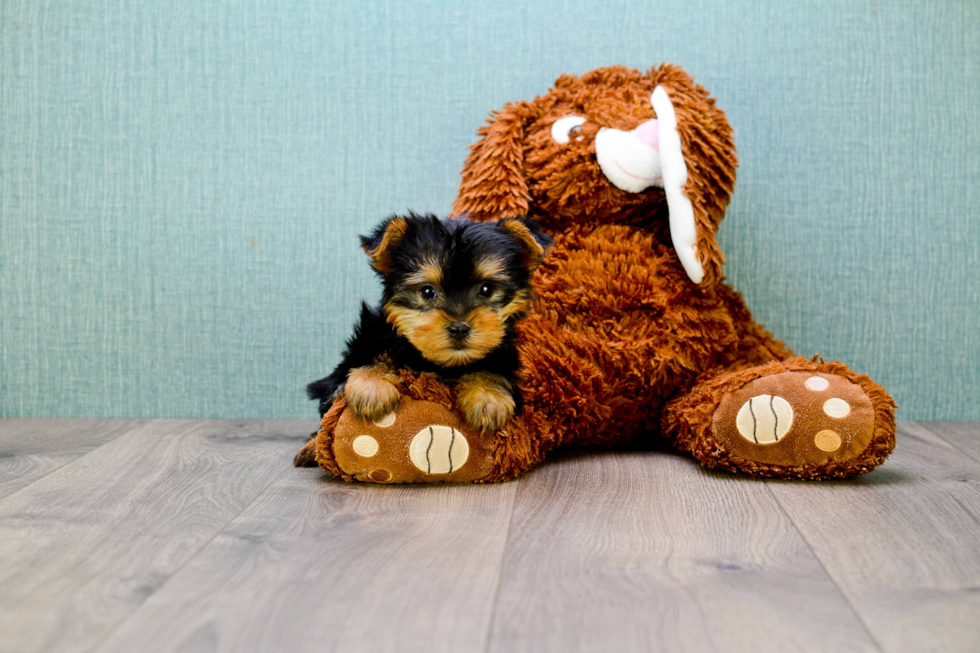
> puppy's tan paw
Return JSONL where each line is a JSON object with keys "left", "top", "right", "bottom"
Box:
{"left": 456, "top": 372, "right": 515, "bottom": 433}
{"left": 345, "top": 365, "right": 401, "bottom": 423}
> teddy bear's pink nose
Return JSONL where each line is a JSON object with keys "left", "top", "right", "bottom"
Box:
{"left": 633, "top": 118, "right": 659, "bottom": 151}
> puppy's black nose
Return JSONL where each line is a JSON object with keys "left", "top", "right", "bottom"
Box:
{"left": 448, "top": 322, "right": 471, "bottom": 340}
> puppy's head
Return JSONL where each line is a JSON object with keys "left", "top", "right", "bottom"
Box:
{"left": 361, "top": 212, "right": 551, "bottom": 367}
{"left": 452, "top": 64, "right": 737, "bottom": 287}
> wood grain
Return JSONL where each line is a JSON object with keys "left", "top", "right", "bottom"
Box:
{"left": 768, "top": 423, "right": 980, "bottom": 653}
{"left": 916, "top": 421, "right": 980, "bottom": 463}
{"left": 486, "top": 449, "right": 878, "bottom": 653}
{"left": 0, "top": 419, "right": 312, "bottom": 653}
{"left": 92, "top": 471, "right": 518, "bottom": 653}
{"left": 3, "top": 420, "right": 980, "bottom": 653}
{"left": 0, "top": 418, "right": 146, "bottom": 499}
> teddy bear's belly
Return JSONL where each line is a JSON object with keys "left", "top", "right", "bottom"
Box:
{"left": 530, "top": 224, "right": 741, "bottom": 359}
{"left": 534, "top": 225, "right": 690, "bottom": 312}
{"left": 511, "top": 225, "right": 746, "bottom": 440}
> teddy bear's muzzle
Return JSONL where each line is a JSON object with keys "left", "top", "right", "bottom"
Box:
{"left": 595, "top": 119, "right": 664, "bottom": 193}
{"left": 594, "top": 86, "right": 704, "bottom": 284}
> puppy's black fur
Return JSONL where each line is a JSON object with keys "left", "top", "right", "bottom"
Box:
{"left": 307, "top": 212, "right": 551, "bottom": 423}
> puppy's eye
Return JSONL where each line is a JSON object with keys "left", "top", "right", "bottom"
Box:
{"left": 420, "top": 286, "right": 436, "bottom": 300}
{"left": 551, "top": 115, "right": 586, "bottom": 144}
{"left": 479, "top": 283, "right": 494, "bottom": 298}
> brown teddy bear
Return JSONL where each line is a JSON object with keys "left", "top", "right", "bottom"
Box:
{"left": 296, "top": 64, "right": 896, "bottom": 483}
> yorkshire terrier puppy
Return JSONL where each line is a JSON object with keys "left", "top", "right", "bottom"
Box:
{"left": 307, "top": 212, "right": 551, "bottom": 432}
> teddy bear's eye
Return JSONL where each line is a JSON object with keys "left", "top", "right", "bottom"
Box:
{"left": 551, "top": 116, "right": 586, "bottom": 144}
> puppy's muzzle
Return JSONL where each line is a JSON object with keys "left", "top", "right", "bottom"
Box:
{"left": 447, "top": 321, "right": 471, "bottom": 341}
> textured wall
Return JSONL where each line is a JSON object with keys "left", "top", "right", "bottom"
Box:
{"left": 1, "top": 0, "right": 977, "bottom": 420}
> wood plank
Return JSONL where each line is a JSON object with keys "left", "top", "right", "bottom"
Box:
{"left": 768, "top": 423, "right": 980, "bottom": 653}
{"left": 0, "top": 419, "right": 312, "bottom": 653}
{"left": 0, "top": 418, "right": 146, "bottom": 499}
{"left": 92, "top": 470, "right": 517, "bottom": 653}
{"left": 915, "top": 421, "right": 980, "bottom": 464}
{"left": 486, "top": 449, "right": 878, "bottom": 653}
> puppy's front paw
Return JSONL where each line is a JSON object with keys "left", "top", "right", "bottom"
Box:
{"left": 456, "top": 372, "right": 516, "bottom": 433}
{"left": 345, "top": 365, "right": 401, "bottom": 423}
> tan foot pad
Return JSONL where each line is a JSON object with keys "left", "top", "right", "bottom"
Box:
{"left": 332, "top": 397, "right": 495, "bottom": 483}
{"left": 713, "top": 371, "right": 876, "bottom": 467}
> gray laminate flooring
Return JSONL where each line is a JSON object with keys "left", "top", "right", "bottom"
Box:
{"left": 0, "top": 419, "right": 977, "bottom": 653}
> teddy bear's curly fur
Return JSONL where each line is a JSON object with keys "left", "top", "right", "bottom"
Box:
{"left": 296, "top": 64, "right": 896, "bottom": 482}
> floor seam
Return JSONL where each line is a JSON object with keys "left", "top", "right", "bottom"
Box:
{"left": 915, "top": 422, "right": 980, "bottom": 466}
{"left": 481, "top": 478, "right": 521, "bottom": 653}
{"left": 763, "top": 480, "right": 887, "bottom": 653}
{"left": 0, "top": 419, "right": 152, "bottom": 503}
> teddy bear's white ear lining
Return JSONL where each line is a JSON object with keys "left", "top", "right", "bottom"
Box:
{"left": 652, "top": 86, "right": 704, "bottom": 284}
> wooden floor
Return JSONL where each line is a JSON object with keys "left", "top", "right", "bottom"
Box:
{"left": 0, "top": 420, "right": 978, "bottom": 653}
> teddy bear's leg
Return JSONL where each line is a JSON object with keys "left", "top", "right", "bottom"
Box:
{"left": 662, "top": 357, "right": 896, "bottom": 479}
{"left": 293, "top": 369, "right": 549, "bottom": 483}
{"left": 293, "top": 433, "right": 319, "bottom": 467}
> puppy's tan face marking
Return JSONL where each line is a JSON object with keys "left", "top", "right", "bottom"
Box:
{"left": 384, "top": 255, "right": 526, "bottom": 367}
{"left": 384, "top": 270, "right": 531, "bottom": 366}
{"left": 463, "top": 306, "right": 507, "bottom": 356}
{"left": 385, "top": 303, "right": 464, "bottom": 366}
{"left": 375, "top": 216, "right": 546, "bottom": 367}
{"left": 473, "top": 255, "right": 506, "bottom": 280}
{"left": 403, "top": 258, "right": 443, "bottom": 288}
{"left": 385, "top": 300, "right": 510, "bottom": 367}
{"left": 498, "top": 288, "right": 532, "bottom": 322}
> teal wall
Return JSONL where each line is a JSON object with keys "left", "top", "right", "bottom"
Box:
{"left": 2, "top": 0, "right": 977, "bottom": 420}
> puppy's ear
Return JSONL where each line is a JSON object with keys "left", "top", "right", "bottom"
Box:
{"left": 359, "top": 216, "right": 409, "bottom": 274}
{"left": 499, "top": 216, "right": 552, "bottom": 273}
{"left": 453, "top": 101, "right": 533, "bottom": 222}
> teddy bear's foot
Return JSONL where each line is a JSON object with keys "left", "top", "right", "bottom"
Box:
{"left": 305, "top": 394, "right": 525, "bottom": 483}
{"left": 714, "top": 370, "right": 878, "bottom": 466}
{"left": 666, "top": 358, "right": 896, "bottom": 479}
{"left": 293, "top": 434, "right": 319, "bottom": 467}
{"left": 298, "top": 370, "right": 550, "bottom": 483}
{"left": 330, "top": 396, "right": 505, "bottom": 483}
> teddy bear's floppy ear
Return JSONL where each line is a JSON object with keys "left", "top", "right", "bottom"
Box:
{"left": 453, "top": 101, "right": 533, "bottom": 222}
{"left": 650, "top": 67, "right": 738, "bottom": 288}
{"left": 359, "top": 216, "right": 409, "bottom": 275}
